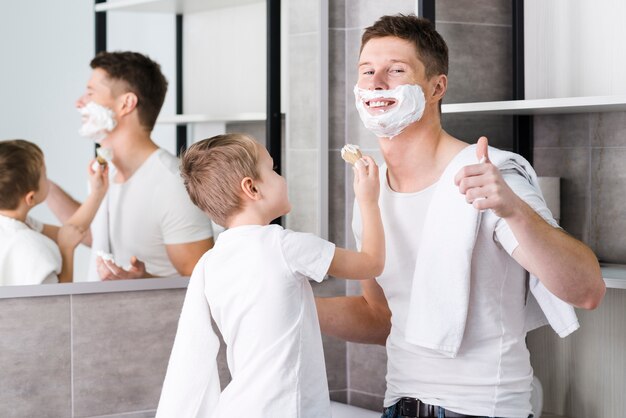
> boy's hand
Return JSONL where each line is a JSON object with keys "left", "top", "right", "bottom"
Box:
{"left": 353, "top": 155, "right": 379, "bottom": 206}
{"left": 97, "top": 255, "right": 148, "bottom": 280}
{"left": 87, "top": 159, "right": 109, "bottom": 196}
{"left": 57, "top": 223, "right": 86, "bottom": 251}
{"left": 454, "top": 136, "right": 522, "bottom": 219}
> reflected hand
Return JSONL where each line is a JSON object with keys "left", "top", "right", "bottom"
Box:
{"left": 454, "top": 136, "right": 521, "bottom": 218}
{"left": 97, "top": 255, "right": 147, "bottom": 280}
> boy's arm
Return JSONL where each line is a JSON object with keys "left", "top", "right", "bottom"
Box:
{"left": 56, "top": 224, "right": 87, "bottom": 283}
{"left": 65, "top": 163, "right": 108, "bottom": 232}
{"left": 46, "top": 180, "right": 93, "bottom": 246}
{"left": 327, "top": 156, "right": 385, "bottom": 280}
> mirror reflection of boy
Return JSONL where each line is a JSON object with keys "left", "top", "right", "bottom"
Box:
{"left": 0, "top": 140, "right": 108, "bottom": 285}
{"left": 157, "top": 134, "right": 385, "bottom": 417}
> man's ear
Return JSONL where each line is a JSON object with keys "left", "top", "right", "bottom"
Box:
{"left": 24, "top": 191, "right": 37, "bottom": 207}
{"left": 431, "top": 74, "right": 447, "bottom": 102}
{"left": 118, "top": 92, "right": 138, "bottom": 116}
{"left": 240, "top": 177, "right": 261, "bottom": 201}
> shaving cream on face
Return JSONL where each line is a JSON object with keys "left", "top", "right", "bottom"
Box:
{"left": 354, "top": 84, "right": 426, "bottom": 139}
{"left": 78, "top": 102, "right": 117, "bottom": 143}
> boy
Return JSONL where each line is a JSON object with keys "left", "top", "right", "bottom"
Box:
{"left": 0, "top": 139, "right": 108, "bottom": 285}
{"left": 157, "top": 134, "right": 384, "bottom": 418}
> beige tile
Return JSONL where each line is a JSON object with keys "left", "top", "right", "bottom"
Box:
{"left": 72, "top": 289, "right": 185, "bottom": 417}
{"left": 289, "top": 0, "right": 318, "bottom": 35}
{"left": 323, "top": 334, "right": 347, "bottom": 390}
{"left": 0, "top": 296, "right": 71, "bottom": 418}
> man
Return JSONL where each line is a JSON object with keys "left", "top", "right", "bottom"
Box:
{"left": 47, "top": 51, "right": 213, "bottom": 281}
{"left": 317, "top": 15, "right": 605, "bottom": 418}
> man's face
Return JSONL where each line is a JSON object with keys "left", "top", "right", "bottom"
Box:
{"left": 357, "top": 36, "right": 427, "bottom": 115}
{"left": 76, "top": 68, "right": 116, "bottom": 111}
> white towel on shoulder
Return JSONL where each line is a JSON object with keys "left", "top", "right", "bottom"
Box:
{"left": 404, "top": 144, "right": 579, "bottom": 357}
{"left": 156, "top": 254, "right": 221, "bottom": 418}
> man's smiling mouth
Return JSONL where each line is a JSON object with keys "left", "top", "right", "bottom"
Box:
{"left": 365, "top": 98, "right": 397, "bottom": 112}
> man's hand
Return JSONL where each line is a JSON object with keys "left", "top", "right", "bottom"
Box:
{"left": 454, "top": 136, "right": 522, "bottom": 218}
{"left": 97, "top": 255, "right": 150, "bottom": 280}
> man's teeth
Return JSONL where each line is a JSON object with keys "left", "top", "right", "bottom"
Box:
{"left": 369, "top": 101, "right": 389, "bottom": 108}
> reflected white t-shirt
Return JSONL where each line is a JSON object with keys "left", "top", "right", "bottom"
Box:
{"left": 88, "top": 149, "right": 213, "bottom": 280}
{"left": 352, "top": 164, "right": 556, "bottom": 417}
{"left": 204, "top": 224, "right": 335, "bottom": 418}
{"left": 0, "top": 214, "right": 60, "bottom": 285}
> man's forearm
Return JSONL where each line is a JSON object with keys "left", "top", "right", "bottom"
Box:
{"left": 316, "top": 295, "right": 390, "bottom": 345}
{"left": 509, "top": 201, "right": 605, "bottom": 309}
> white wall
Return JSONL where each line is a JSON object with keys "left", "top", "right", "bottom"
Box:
{"left": 107, "top": 11, "right": 178, "bottom": 155}
{"left": 525, "top": 0, "right": 626, "bottom": 99}
{"left": 0, "top": 0, "right": 95, "bottom": 280}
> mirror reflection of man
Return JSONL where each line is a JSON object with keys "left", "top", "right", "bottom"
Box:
{"left": 47, "top": 51, "right": 214, "bottom": 281}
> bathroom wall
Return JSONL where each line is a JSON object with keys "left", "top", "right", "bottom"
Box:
{"left": 0, "top": 289, "right": 185, "bottom": 417}
{"left": 321, "top": 0, "right": 517, "bottom": 410}
{"left": 528, "top": 111, "right": 626, "bottom": 418}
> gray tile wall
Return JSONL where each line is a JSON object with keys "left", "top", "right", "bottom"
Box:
{"left": 529, "top": 111, "right": 626, "bottom": 418}
{"left": 0, "top": 289, "right": 193, "bottom": 418}
{"left": 533, "top": 111, "right": 626, "bottom": 263}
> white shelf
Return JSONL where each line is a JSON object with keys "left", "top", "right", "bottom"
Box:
{"left": 442, "top": 95, "right": 626, "bottom": 115}
{"left": 95, "top": 0, "right": 263, "bottom": 14}
{"left": 156, "top": 112, "right": 266, "bottom": 124}
{"left": 601, "top": 264, "right": 626, "bottom": 290}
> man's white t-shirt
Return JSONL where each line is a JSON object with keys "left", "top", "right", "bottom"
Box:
{"left": 0, "top": 214, "right": 60, "bottom": 285}
{"left": 203, "top": 224, "right": 335, "bottom": 417}
{"left": 88, "top": 149, "right": 213, "bottom": 280}
{"left": 352, "top": 163, "right": 556, "bottom": 418}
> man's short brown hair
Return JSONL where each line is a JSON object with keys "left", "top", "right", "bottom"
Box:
{"left": 361, "top": 14, "right": 448, "bottom": 79}
{"left": 91, "top": 51, "right": 168, "bottom": 132}
{"left": 0, "top": 140, "right": 44, "bottom": 210}
{"left": 180, "top": 134, "right": 260, "bottom": 226}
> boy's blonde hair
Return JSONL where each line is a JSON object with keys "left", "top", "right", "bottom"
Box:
{"left": 0, "top": 139, "right": 45, "bottom": 210}
{"left": 181, "top": 134, "right": 260, "bottom": 226}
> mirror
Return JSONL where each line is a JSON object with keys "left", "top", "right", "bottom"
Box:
{"left": 0, "top": 0, "right": 285, "bottom": 288}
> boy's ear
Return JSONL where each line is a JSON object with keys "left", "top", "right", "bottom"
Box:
{"left": 241, "top": 177, "right": 261, "bottom": 201}
{"left": 24, "top": 191, "right": 37, "bottom": 207}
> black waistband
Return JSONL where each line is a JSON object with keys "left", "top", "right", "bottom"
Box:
{"left": 391, "top": 397, "right": 481, "bottom": 418}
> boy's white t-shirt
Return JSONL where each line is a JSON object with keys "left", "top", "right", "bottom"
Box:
{"left": 352, "top": 164, "right": 556, "bottom": 417}
{"left": 88, "top": 149, "right": 213, "bottom": 280}
{"left": 0, "top": 214, "right": 60, "bottom": 285}
{"left": 204, "top": 224, "right": 335, "bottom": 418}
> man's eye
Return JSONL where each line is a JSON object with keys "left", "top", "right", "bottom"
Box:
{"left": 391, "top": 68, "right": 405, "bottom": 73}
{"left": 362, "top": 70, "right": 374, "bottom": 75}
